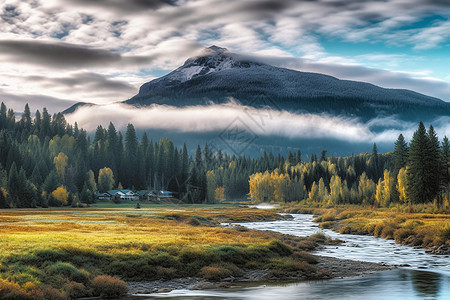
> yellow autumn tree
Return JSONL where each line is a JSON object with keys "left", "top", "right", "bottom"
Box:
{"left": 52, "top": 186, "right": 69, "bottom": 206}
{"left": 358, "top": 172, "right": 376, "bottom": 205}
{"left": 329, "top": 175, "right": 342, "bottom": 204}
{"left": 381, "top": 170, "right": 394, "bottom": 207}
{"left": 86, "top": 170, "right": 97, "bottom": 192}
{"left": 214, "top": 186, "right": 226, "bottom": 202}
{"left": 375, "top": 178, "right": 382, "bottom": 208}
{"left": 308, "top": 181, "right": 319, "bottom": 203}
{"left": 397, "top": 167, "right": 408, "bottom": 204}
{"left": 53, "top": 152, "right": 68, "bottom": 181}
{"left": 98, "top": 167, "right": 115, "bottom": 192}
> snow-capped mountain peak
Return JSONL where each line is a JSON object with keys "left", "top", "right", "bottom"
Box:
{"left": 162, "top": 45, "right": 256, "bottom": 83}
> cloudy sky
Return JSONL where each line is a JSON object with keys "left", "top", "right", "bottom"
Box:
{"left": 1, "top": 0, "right": 450, "bottom": 114}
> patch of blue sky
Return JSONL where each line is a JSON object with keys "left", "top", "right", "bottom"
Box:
{"left": 140, "top": 69, "right": 171, "bottom": 78}
{"left": 394, "top": 14, "right": 448, "bottom": 31}
{"left": 319, "top": 36, "right": 450, "bottom": 82}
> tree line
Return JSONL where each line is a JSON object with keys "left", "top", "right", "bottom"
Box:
{"left": 0, "top": 103, "right": 448, "bottom": 209}
{"left": 0, "top": 103, "right": 284, "bottom": 208}
{"left": 249, "top": 122, "right": 450, "bottom": 210}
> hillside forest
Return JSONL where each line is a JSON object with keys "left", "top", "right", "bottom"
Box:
{"left": 0, "top": 103, "right": 449, "bottom": 211}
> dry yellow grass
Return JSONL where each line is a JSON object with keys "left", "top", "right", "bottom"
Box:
{"left": 1, "top": 205, "right": 318, "bottom": 299}
{"left": 283, "top": 204, "right": 450, "bottom": 248}
{"left": 0, "top": 206, "right": 280, "bottom": 258}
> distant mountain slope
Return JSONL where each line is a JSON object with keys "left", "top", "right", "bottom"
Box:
{"left": 122, "top": 46, "right": 449, "bottom": 121}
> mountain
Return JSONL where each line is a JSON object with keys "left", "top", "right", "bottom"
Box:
{"left": 122, "top": 45, "right": 450, "bottom": 121}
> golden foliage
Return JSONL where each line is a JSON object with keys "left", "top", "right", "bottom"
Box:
{"left": 52, "top": 186, "right": 69, "bottom": 205}
{"left": 53, "top": 152, "right": 68, "bottom": 181}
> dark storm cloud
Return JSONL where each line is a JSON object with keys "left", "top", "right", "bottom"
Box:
{"left": 26, "top": 72, "right": 136, "bottom": 93}
{"left": 0, "top": 39, "right": 152, "bottom": 69}
{"left": 61, "top": 0, "right": 177, "bottom": 13}
{"left": 0, "top": 89, "right": 77, "bottom": 114}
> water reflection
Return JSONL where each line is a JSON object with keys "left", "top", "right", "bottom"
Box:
{"left": 135, "top": 269, "right": 450, "bottom": 299}
{"left": 411, "top": 270, "right": 441, "bottom": 299}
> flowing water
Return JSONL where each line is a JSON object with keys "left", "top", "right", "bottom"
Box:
{"left": 135, "top": 214, "right": 450, "bottom": 299}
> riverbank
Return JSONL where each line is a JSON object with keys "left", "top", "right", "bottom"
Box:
{"left": 280, "top": 204, "right": 450, "bottom": 254}
{"left": 127, "top": 255, "right": 392, "bottom": 294}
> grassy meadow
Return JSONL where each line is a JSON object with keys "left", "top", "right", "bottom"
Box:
{"left": 0, "top": 204, "right": 328, "bottom": 299}
{"left": 283, "top": 204, "right": 450, "bottom": 249}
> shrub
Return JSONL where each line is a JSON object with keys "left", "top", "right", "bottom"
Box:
{"left": 403, "top": 220, "right": 424, "bottom": 230}
{"left": 291, "top": 251, "right": 318, "bottom": 264}
{"left": 199, "top": 266, "right": 232, "bottom": 281}
{"left": 92, "top": 275, "right": 128, "bottom": 298}
{"left": 339, "top": 225, "right": 353, "bottom": 234}
{"left": 42, "top": 286, "right": 67, "bottom": 300}
{"left": 393, "top": 228, "right": 415, "bottom": 244}
{"left": 63, "top": 281, "right": 90, "bottom": 299}
{"left": 155, "top": 267, "right": 177, "bottom": 280}
{"left": 269, "top": 258, "right": 316, "bottom": 274}
{"left": 297, "top": 240, "right": 317, "bottom": 250}
{"left": 439, "top": 224, "right": 450, "bottom": 243}
{"left": 310, "top": 232, "right": 326, "bottom": 242}
{"left": 319, "top": 221, "right": 334, "bottom": 229}
{"left": 46, "top": 262, "right": 90, "bottom": 284}
{"left": 380, "top": 222, "right": 398, "bottom": 239}
{"left": 321, "top": 210, "right": 338, "bottom": 222}
{"left": 267, "top": 240, "right": 293, "bottom": 256}
{"left": 374, "top": 223, "right": 383, "bottom": 237}
{"left": 0, "top": 279, "right": 34, "bottom": 300}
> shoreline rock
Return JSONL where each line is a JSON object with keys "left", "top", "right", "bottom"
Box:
{"left": 425, "top": 245, "right": 450, "bottom": 255}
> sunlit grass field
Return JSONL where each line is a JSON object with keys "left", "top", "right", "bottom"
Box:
{"left": 0, "top": 204, "right": 324, "bottom": 299}
{"left": 0, "top": 205, "right": 280, "bottom": 257}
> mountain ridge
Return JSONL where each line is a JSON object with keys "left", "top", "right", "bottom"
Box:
{"left": 64, "top": 46, "right": 449, "bottom": 121}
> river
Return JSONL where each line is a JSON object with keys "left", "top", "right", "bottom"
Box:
{"left": 135, "top": 214, "right": 450, "bottom": 299}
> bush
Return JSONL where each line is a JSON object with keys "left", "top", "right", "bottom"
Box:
{"left": 339, "top": 225, "right": 353, "bottom": 234}
{"left": 380, "top": 222, "right": 398, "bottom": 239}
{"left": 63, "top": 281, "right": 90, "bottom": 299}
{"left": 291, "top": 251, "right": 318, "bottom": 264}
{"left": 310, "top": 232, "right": 326, "bottom": 242}
{"left": 199, "top": 266, "right": 232, "bottom": 281}
{"left": 155, "top": 267, "right": 177, "bottom": 280}
{"left": 319, "top": 221, "right": 334, "bottom": 229}
{"left": 321, "top": 210, "right": 338, "bottom": 222}
{"left": 92, "top": 275, "right": 128, "bottom": 298}
{"left": 267, "top": 240, "right": 293, "bottom": 256}
{"left": 297, "top": 240, "right": 317, "bottom": 250}
{"left": 46, "top": 262, "right": 90, "bottom": 284}
{"left": 0, "top": 279, "right": 34, "bottom": 300}
{"left": 393, "top": 228, "right": 415, "bottom": 244}
{"left": 42, "top": 286, "right": 67, "bottom": 300}
{"left": 439, "top": 224, "right": 450, "bottom": 243}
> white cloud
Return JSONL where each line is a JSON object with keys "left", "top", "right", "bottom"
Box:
{"left": 64, "top": 102, "right": 450, "bottom": 143}
{"left": 1, "top": 0, "right": 450, "bottom": 112}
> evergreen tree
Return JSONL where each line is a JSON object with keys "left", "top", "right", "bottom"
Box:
{"left": 426, "top": 125, "right": 441, "bottom": 203}
{"left": 124, "top": 123, "right": 138, "bottom": 188}
{"left": 392, "top": 134, "right": 408, "bottom": 176}
{"left": 42, "top": 170, "right": 59, "bottom": 193}
{"left": 407, "top": 122, "right": 431, "bottom": 203}
{"left": 442, "top": 137, "right": 450, "bottom": 193}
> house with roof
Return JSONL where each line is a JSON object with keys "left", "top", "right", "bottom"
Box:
{"left": 158, "top": 190, "right": 173, "bottom": 199}
{"left": 101, "top": 189, "right": 139, "bottom": 201}
{"left": 95, "top": 192, "right": 112, "bottom": 201}
{"left": 117, "top": 190, "right": 139, "bottom": 201}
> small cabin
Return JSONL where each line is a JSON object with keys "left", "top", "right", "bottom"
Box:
{"left": 158, "top": 190, "right": 173, "bottom": 199}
